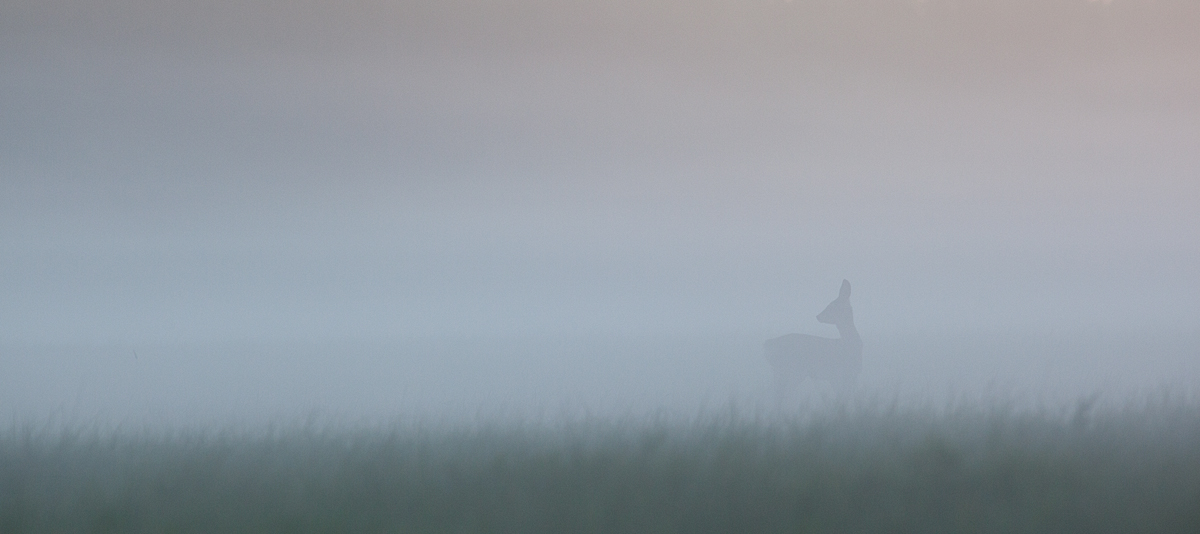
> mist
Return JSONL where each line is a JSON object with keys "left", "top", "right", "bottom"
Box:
{"left": 2, "top": 0, "right": 1198, "bottom": 426}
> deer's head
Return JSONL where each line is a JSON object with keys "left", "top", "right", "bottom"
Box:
{"left": 816, "top": 279, "right": 853, "bottom": 327}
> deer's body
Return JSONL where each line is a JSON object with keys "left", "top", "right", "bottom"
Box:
{"left": 765, "top": 280, "right": 862, "bottom": 393}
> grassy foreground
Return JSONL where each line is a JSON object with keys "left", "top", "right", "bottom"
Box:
{"left": 2, "top": 401, "right": 1199, "bottom": 533}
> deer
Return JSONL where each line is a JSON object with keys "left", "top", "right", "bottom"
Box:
{"left": 764, "top": 279, "right": 862, "bottom": 397}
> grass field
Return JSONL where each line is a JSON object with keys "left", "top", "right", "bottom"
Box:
{"left": 2, "top": 398, "right": 1199, "bottom": 533}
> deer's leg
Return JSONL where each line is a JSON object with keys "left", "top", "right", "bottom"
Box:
{"left": 773, "top": 371, "right": 795, "bottom": 408}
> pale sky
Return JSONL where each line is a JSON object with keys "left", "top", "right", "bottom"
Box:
{"left": 2, "top": 0, "right": 1198, "bottom": 343}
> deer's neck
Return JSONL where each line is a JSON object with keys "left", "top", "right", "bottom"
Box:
{"left": 835, "top": 323, "right": 861, "bottom": 347}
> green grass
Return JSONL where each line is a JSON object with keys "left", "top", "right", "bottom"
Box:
{"left": 2, "top": 400, "right": 1199, "bottom": 533}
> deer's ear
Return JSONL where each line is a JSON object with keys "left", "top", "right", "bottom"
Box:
{"left": 839, "top": 279, "right": 851, "bottom": 298}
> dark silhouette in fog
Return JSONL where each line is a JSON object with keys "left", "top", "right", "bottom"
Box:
{"left": 764, "top": 280, "right": 862, "bottom": 397}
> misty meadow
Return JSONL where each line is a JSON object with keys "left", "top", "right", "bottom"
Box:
{"left": 3, "top": 0, "right": 1199, "bottom": 531}
{"left": 5, "top": 399, "right": 1200, "bottom": 533}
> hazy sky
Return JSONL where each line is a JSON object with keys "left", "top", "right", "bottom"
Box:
{"left": 3, "top": 0, "right": 1198, "bottom": 343}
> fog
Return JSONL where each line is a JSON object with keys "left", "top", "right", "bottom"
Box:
{"left": 2, "top": 0, "right": 1198, "bottom": 426}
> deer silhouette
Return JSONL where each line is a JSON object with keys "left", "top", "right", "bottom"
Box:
{"left": 764, "top": 279, "right": 862, "bottom": 395}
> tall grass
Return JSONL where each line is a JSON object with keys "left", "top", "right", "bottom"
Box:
{"left": 2, "top": 399, "right": 1199, "bottom": 533}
